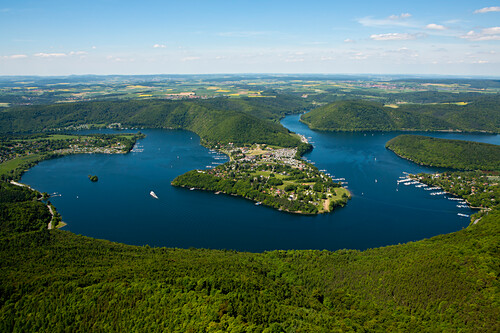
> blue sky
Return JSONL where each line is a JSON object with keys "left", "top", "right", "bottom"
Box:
{"left": 1, "top": 0, "right": 499, "bottom": 76}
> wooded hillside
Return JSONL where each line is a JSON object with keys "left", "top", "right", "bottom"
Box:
{"left": 0, "top": 181, "right": 499, "bottom": 332}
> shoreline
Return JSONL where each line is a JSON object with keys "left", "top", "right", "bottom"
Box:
{"left": 173, "top": 184, "right": 325, "bottom": 216}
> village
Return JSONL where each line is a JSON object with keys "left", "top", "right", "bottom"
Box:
{"left": 174, "top": 143, "right": 351, "bottom": 215}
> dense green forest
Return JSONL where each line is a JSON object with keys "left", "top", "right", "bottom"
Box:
{"left": 386, "top": 135, "right": 500, "bottom": 171}
{"left": 0, "top": 99, "right": 305, "bottom": 149}
{"left": 0, "top": 181, "right": 499, "bottom": 331}
{"left": 0, "top": 182, "right": 50, "bottom": 236}
{"left": 300, "top": 97, "right": 500, "bottom": 133}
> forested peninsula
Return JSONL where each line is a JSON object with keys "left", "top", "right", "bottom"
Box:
{"left": 300, "top": 97, "right": 500, "bottom": 133}
{"left": 172, "top": 144, "right": 350, "bottom": 214}
{"left": 386, "top": 135, "right": 500, "bottom": 171}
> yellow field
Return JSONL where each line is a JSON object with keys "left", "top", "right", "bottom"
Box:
{"left": 422, "top": 83, "right": 459, "bottom": 88}
{"left": 126, "top": 85, "right": 149, "bottom": 89}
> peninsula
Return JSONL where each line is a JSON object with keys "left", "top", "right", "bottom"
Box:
{"left": 172, "top": 143, "right": 350, "bottom": 214}
{"left": 386, "top": 135, "right": 500, "bottom": 222}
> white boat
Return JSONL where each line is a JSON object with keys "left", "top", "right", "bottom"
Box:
{"left": 457, "top": 213, "right": 469, "bottom": 217}
{"left": 150, "top": 191, "right": 158, "bottom": 199}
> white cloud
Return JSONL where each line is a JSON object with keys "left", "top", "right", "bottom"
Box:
{"left": 69, "top": 51, "right": 87, "bottom": 56}
{"left": 483, "top": 27, "right": 500, "bottom": 35}
{"left": 92, "top": 46, "right": 97, "bottom": 49}
{"left": 153, "top": 44, "right": 166, "bottom": 48}
{"left": 4, "top": 54, "right": 28, "bottom": 59}
{"left": 461, "top": 27, "right": 500, "bottom": 41}
{"left": 358, "top": 13, "right": 413, "bottom": 27}
{"left": 344, "top": 38, "right": 355, "bottom": 43}
{"left": 350, "top": 52, "right": 368, "bottom": 60}
{"left": 425, "top": 23, "right": 447, "bottom": 30}
{"left": 370, "top": 33, "right": 423, "bottom": 41}
{"left": 474, "top": 7, "right": 500, "bottom": 14}
{"left": 34, "top": 53, "right": 67, "bottom": 58}
{"left": 388, "top": 13, "right": 411, "bottom": 20}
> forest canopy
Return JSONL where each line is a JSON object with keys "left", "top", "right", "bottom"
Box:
{"left": 300, "top": 97, "right": 500, "bottom": 133}
{"left": 0, "top": 181, "right": 499, "bottom": 332}
{"left": 386, "top": 135, "right": 500, "bottom": 171}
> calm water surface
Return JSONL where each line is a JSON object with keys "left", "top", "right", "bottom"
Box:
{"left": 21, "top": 116, "right": 499, "bottom": 252}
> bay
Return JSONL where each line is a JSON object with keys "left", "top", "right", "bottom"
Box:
{"left": 21, "top": 116, "right": 499, "bottom": 252}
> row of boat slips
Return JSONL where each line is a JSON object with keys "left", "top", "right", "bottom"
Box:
{"left": 397, "top": 173, "right": 470, "bottom": 218}
{"left": 206, "top": 149, "right": 228, "bottom": 168}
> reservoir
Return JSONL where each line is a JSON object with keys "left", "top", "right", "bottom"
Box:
{"left": 21, "top": 115, "right": 499, "bottom": 252}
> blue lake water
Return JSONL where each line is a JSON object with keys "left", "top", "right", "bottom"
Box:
{"left": 21, "top": 115, "right": 499, "bottom": 252}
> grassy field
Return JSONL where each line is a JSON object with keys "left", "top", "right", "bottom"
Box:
{"left": 0, "top": 154, "right": 42, "bottom": 176}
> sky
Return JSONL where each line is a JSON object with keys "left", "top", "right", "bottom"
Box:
{"left": 1, "top": 0, "right": 499, "bottom": 76}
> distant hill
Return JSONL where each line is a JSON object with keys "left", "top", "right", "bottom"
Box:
{"left": 301, "top": 97, "right": 500, "bottom": 133}
{"left": 386, "top": 135, "right": 500, "bottom": 171}
{"left": 0, "top": 99, "right": 305, "bottom": 148}
{"left": 301, "top": 100, "right": 397, "bottom": 131}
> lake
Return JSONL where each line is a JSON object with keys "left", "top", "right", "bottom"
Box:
{"left": 21, "top": 115, "right": 499, "bottom": 252}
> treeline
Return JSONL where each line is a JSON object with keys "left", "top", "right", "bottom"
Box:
{"left": 301, "top": 97, "right": 500, "bottom": 133}
{"left": 200, "top": 94, "right": 310, "bottom": 121}
{"left": 0, "top": 180, "right": 499, "bottom": 331}
{"left": 386, "top": 135, "right": 500, "bottom": 171}
{"left": 0, "top": 99, "right": 304, "bottom": 149}
{"left": 0, "top": 182, "right": 50, "bottom": 235}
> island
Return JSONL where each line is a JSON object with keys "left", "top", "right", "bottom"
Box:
{"left": 172, "top": 144, "right": 350, "bottom": 214}
{"left": 88, "top": 175, "right": 99, "bottom": 182}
